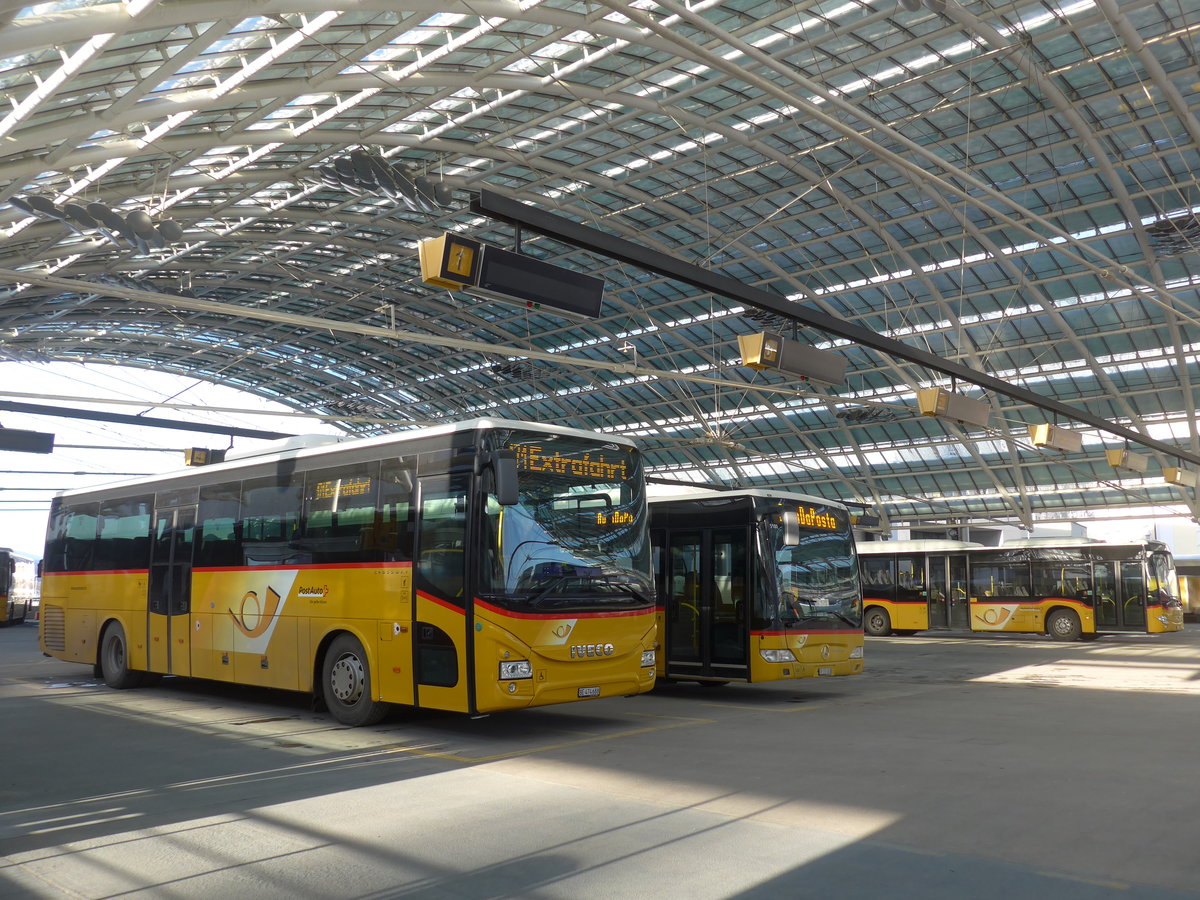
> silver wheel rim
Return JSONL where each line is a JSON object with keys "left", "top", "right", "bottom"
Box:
{"left": 1053, "top": 616, "right": 1072, "bottom": 636}
{"left": 330, "top": 653, "right": 365, "bottom": 704}
{"left": 107, "top": 635, "right": 124, "bottom": 672}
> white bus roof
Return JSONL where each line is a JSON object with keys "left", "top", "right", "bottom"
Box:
{"left": 1001, "top": 536, "right": 1103, "bottom": 548}
{"left": 54, "top": 417, "right": 639, "bottom": 501}
{"left": 857, "top": 539, "right": 984, "bottom": 553}
{"left": 647, "top": 485, "right": 848, "bottom": 512}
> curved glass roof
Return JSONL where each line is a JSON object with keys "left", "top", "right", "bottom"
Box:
{"left": 2, "top": 0, "right": 1199, "bottom": 533}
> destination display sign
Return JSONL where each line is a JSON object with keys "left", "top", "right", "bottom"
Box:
{"left": 509, "top": 443, "right": 629, "bottom": 482}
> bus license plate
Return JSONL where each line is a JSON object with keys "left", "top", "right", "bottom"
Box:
{"left": 818, "top": 667, "right": 833, "bottom": 676}
{"left": 577, "top": 686, "right": 601, "bottom": 698}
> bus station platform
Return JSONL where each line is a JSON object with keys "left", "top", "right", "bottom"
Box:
{"left": 2, "top": 621, "right": 1198, "bottom": 899}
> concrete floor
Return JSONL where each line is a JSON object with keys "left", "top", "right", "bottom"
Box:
{"left": 2, "top": 621, "right": 1199, "bottom": 899}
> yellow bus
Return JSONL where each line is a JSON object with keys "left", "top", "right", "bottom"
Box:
{"left": 859, "top": 537, "right": 1185, "bottom": 641}
{"left": 0, "top": 548, "right": 38, "bottom": 626}
{"left": 40, "top": 419, "right": 657, "bottom": 724}
{"left": 649, "top": 489, "right": 863, "bottom": 684}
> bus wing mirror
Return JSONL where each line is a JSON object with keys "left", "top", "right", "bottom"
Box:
{"left": 491, "top": 450, "right": 519, "bottom": 506}
{"left": 781, "top": 511, "right": 801, "bottom": 546}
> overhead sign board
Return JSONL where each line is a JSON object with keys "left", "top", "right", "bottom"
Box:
{"left": 418, "top": 233, "right": 604, "bottom": 318}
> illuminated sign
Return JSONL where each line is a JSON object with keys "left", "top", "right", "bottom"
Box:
{"left": 596, "top": 510, "right": 635, "bottom": 525}
{"left": 510, "top": 444, "right": 628, "bottom": 481}
{"left": 795, "top": 506, "right": 840, "bottom": 531}
{"left": 313, "top": 476, "right": 372, "bottom": 500}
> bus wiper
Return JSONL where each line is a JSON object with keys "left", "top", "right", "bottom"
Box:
{"left": 831, "top": 610, "right": 860, "bottom": 628}
{"left": 526, "top": 576, "right": 569, "bottom": 607}
{"left": 620, "top": 585, "right": 652, "bottom": 606}
{"left": 526, "top": 576, "right": 649, "bottom": 607}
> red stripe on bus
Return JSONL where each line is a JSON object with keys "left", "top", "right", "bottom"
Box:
{"left": 474, "top": 597, "right": 654, "bottom": 620}
{"left": 43, "top": 562, "right": 414, "bottom": 576}
{"left": 417, "top": 591, "right": 466, "bottom": 614}
{"left": 42, "top": 569, "right": 150, "bottom": 577}
{"left": 754, "top": 628, "right": 862, "bottom": 636}
{"left": 193, "top": 561, "right": 414, "bottom": 573}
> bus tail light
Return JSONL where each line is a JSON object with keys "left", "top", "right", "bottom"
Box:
{"left": 641, "top": 649, "right": 656, "bottom": 667}
{"left": 499, "top": 660, "right": 532, "bottom": 680}
{"left": 760, "top": 649, "right": 797, "bottom": 663}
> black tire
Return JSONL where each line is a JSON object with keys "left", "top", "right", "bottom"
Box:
{"left": 100, "top": 622, "right": 145, "bottom": 689}
{"left": 864, "top": 606, "right": 892, "bottom": 637}
{"left": 321, "top": 633, "right": 389, "bottom": 726}
{"left": 1047, "top": 608, "right": 1082, "bottom": 642}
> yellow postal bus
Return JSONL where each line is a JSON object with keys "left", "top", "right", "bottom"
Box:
{"left": 650, "top": 489, "right": 863, "bottom": 684}
{"left": 40, "top": 419, "right": 657, "bottom": 723}
{"left": 859, "top": 538, "right": 1184, "bottom": 641}
{"left": 0, "top": 548, "right": 38, "bottom": 626}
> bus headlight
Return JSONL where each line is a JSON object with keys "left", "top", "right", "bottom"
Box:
{"left": 849, "top": 646, "right": 864, "bottom": 659}
{"left": 760, "top": 649, "right": 797, "bottom": 663}
{"left": 1157, "top": 615, "right": 1170, "bottom": 625}
{"left": 499, "top": 660, "right": 532, "bottom": 680}
{"left": 641, "top": 649, "right": 656, "bottom": 667}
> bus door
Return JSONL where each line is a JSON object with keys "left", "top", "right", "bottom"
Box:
{"left": 148, "top": 505, "right": 195, "bottom": 675}
{"left": 413, "top": 469, "right": 470, "bottom": 712}
{"left": 926, "top": 555, "right": 970, "bottom": 629}
{"left": 664, "top": 529, "right": 748, "bottom": 679}
{"left": 949, "top": 555, "right": 969, "bottom": 628}
{"left": 1094, "top": 561, "right": 1147, "bottom": 630}
{"left": 1120, "top": 560, "right": 1147, "bottom": 629}
{"left": 927, "top": 556, "right": 950, "bottom": 628}
{"left": 665, "top": 531, "right": 703, "bottom": 673}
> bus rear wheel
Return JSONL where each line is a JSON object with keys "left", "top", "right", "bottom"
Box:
{"left": 864, "top": 607, "right": 892, "bottom": 637}
{"left": 1047, "top": 609, "right": 1082, "bottom": 642}
{"left": 322, "top": 634, "right": 389, "bottom": 726}
{"left": 100, "top": 622, "right": 145, "bottom": 689}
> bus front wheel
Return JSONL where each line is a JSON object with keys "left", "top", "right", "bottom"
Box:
{"left": 1047, "top": 609, "right": 1082, "bottom": 642}
{"left": 864, "top": 607, "right": 892, "bottom": 637}
{"left": 322, "top": 634, "right": 389, "bottom": 726}
{"left": 99, "top": 622, "right": 145, "bottom": 689}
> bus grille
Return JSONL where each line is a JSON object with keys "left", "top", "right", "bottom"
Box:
{"left": 41, "top": 606, "right": 65, "bottom": 652}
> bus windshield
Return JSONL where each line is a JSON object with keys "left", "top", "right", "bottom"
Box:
{"left": 765, "top": 522, "right": 861, "bottom": 629}
{"left": 1150, "top": 551, "right": 1182, "bottom": 607}
{"left": 482, "top": 433, "right": 651, "bottom": 612}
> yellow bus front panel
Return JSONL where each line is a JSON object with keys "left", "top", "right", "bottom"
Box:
{"left": 412, "top": 592, "right": 470, "bottom": 713}
{"left": 473, "top": 600, "right": 656, "bottom": 711}
{"left": 1147, "top": 603, "right": 1185, "bottom": 634}
{"left": 750, "top": 630, "right": 864, "bottom": 682}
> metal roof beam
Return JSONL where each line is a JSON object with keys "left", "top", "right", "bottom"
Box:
{"left": 472, "top": 188, "right": 1200, "bottom": 469}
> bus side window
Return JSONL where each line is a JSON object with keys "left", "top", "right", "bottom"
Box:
{"left": 374, "top": 458, "right": 416, "bottom": 562}
{"left": 240, "top": 475, "right": 304, "bottom": 566}
{"left": 301, "top": 462, "right": 380, "bottom": 564}
{"left": 416, "top": 471, "right": 469, "bottom": 601}
{"left": 198, "top": 484, "right": 241, "bottom": 568}
{"left": 95, "top": 496, "right": 153, "bottom": 571}
{"left": 45, "top": 502, "right": 99, "bottom": 574}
